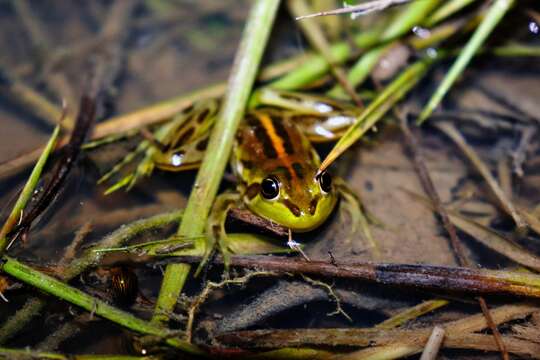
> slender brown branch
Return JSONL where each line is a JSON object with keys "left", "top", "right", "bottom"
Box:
{"left": 156, "top": 255, "right": 540, "bottom": 298}
{"left": 478, "top": 297, "right": 510, "bottom": 360}
{"left": 399, "top": 113, "right": 468, "bottom": 266}
{"left": 288, "top": 0, "right": 364, "bottom": 107}
{"left": 295, "top": 0, "right": 411, "bottom": 20}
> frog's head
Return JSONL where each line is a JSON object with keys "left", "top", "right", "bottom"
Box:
{"left": 243, "top": 166, "right": 338, "bottom": 232}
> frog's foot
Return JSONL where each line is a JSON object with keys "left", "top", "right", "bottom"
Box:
{"left": 335, "top": 178, "right": 380, "bottom": 259}
{"left": 201, "top": 192, "right": 241, "bottom": 276}
{"left": 287, "top": 229, "right": 310, "bottom": 261}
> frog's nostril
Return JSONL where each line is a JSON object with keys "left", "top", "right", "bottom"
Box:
{"left": 282, "top": 199, "right": 301, "bottom": 217}
{"left": 309, "top": 197, "right": 319, "bottom": 215}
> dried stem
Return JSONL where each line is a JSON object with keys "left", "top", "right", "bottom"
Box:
{"left": 160, "top": 255, "right": 540, "bottom": 298}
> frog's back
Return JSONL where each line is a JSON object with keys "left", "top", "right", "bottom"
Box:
{"left": 232, "top": 110, "right": 319, "bottom": 188}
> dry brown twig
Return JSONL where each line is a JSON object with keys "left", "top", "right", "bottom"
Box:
{"left": 435, "top": 121, "right": 527, "bottom": 232}
{"left": 289, "top": 0, "right": 364, "bottom": 107}
{"left": 399, "top": 113, "right": 508, "bottom": 359}
{"left": 186, "top": 271, "right": 279, "bottom": 343}
{"left": 295, "top": 0, "right": 412, "bottom": 20}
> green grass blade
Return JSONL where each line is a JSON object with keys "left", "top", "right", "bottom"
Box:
{"left": 417, "top": 0, "right": 515, "bottom": 124}
{"left": 0, "top": 125, "right": 60, "bottom": 253}
{"left": 328, "top": 0, "right": 441, "bottom": 98}
{"left": 152, "top": 0, "right": 281, "bottom": 325}
{"left": 0, "top": 256, "right": 202, "bottom": 355}
{"left": 425, "top": 0, "right": 478, "bottom": 27}
{"left": 320, "top": 55, "right": 438, "bottom": 172}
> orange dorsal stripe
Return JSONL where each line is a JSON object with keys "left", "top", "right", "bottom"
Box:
{"left": 257, "top": 113, "right": 299, "bottom": 188}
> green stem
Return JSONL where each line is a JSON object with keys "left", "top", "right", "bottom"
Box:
{"left": 0, "top": 347, "right": 154, "bottom": 360}
{"left": 0, "top": 125, "right": 60, "bottom": 253}
{"left": 320, "top": 55, "right": 439, "bottom": 172}
{"left": 152, "top": 0, "right": 281, "bottom": 324}
{"left": 0, "top": 256, "right": 202, "bottom": 355}
{"left": 0, "top": 211, "right": 182, "bottom": 344}
{"left": 425, "top": 0, "right": 478, "bottom": 27}
{"left": 327, "top": 0, "right": 442, "bottom": 98}
{"left": 269, "top": 29, "right": 381, "bottom": 91}
{"left": 417, "top": 0, "right": 515, "bottom": 124}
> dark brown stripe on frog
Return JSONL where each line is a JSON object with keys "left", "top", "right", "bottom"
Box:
{"left": 271, "top": 116, "right": 294, "bottom": 155}
{"left": 282, "top": 199, "right": 301, "bottom": 217}
{"left": 196, "top": 137, "right": 209, "bottom": 151}
{"left": 245, "top": 183, "right": 260, "bottom": 200}
{"left": 242, "top": 160, "right": 254, "bottom": 170}
{"left": 196, "top": 108, "right": 210, "bottom": 123}
{"left": 309, "top": 196, "right": 320, "bottom": 215}
{"left": 275, "top": 166, "right": 292, "bottom": 182}
{"left": 256, "top": 113, "right": 301, "bottom": 191}
{"left": 248, "top": 115, "right": 278, "bottom": 159}
{"left": 175, "top": 127, "right": 195, "bottom": 147}
{"left": 292, "top": 162, "right": 304, "bottom": 179}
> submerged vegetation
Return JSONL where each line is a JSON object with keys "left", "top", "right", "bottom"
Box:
{"left": 0, "top": 0, "right": 540, "bottom": 359}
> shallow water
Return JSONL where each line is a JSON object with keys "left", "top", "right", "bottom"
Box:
{"left": 0, "top": 1, "right": 540, "bottom": 358}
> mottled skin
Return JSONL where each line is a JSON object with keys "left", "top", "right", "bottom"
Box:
{"left": 232, "top": 111, "right": 337, "bottom": 231}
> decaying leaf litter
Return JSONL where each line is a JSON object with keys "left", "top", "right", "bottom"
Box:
{"left": 0, "top": 0, "right": 539, "bottom": 359}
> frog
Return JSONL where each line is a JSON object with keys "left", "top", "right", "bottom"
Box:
{"left": 99, "top": 88, "right": 367, "bottom": 261}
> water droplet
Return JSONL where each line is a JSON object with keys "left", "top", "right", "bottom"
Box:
{"left": 426, "top": 48, "right": 438, "bottom": 59}
{"left": 412, "top": 26, "right": 431, "bottom": 39}
{"left": 171, "top": 152, "right": 184, "bottom": 167}
{"left": 314, "top": 102, "right": 333, "bottom": 113}
{"left": 529, "top": 21, "right": 539, "bottom": 34}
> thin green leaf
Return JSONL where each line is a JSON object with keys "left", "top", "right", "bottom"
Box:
{"left": 0, "top": 125, "right": 60, "bottom": 253}
{"left": 417, "top": 0, "right": 515, "bottom": 124}
{"left": 319, "top": 55, "right": 438, "bottom": 172}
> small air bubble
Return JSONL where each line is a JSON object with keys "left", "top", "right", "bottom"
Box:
{"left": 314, "top": 102, "right": 333, "bottom": 113}
{"left": 426, "top": 48, "right": 438, "bottom": 59}
{"left": 171, "top": 153, "right": 184, "bottom": 167}
{"left": 412, "top": 26, "right": 431, "bottom": 39}
{"left": 529, "top": 21, "right": 539, "bottom": 34}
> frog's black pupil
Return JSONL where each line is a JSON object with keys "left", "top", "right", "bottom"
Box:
{"left": 261, "top": 177, "right": 279, "bottom": 199}
{"left": 318, "top": 171, "right": 332, "bottom": 193}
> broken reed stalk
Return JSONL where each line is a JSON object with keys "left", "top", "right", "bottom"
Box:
{"left": 152, "top": 0, "right": 281, "bottom": 325}
{"left": 419, "top": 326, "right": 445, "bottom": 360}
{"left": 164, "top": 255, "right": 540, "bottom": 298}
{"left": 0, "top": 211, "right": 182, "bottom": 343}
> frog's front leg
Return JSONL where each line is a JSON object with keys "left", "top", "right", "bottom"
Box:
{"left": 204, "top": 191, "right": 242, "bottom": 274}
{"left": 335, "top": 177, "right": 380, "bottom": 259}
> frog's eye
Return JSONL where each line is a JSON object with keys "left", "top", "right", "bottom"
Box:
{"left": 260, "top": 176, "right": 280, "bottom": 200}
{"left": 317, "top": 171, "right": 332, "bottom": 194}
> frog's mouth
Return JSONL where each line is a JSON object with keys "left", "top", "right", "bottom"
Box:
{"left": 246, "top": 193, "right": 337, "bottom": 233}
